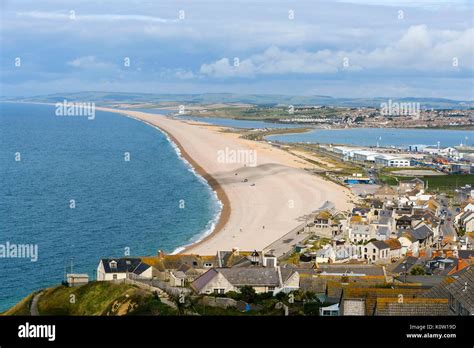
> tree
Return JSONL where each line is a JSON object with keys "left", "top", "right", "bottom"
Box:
{"left": 239, "top": 286, "right": 257, "bottom": 303}
{"left": 409, "top": 265, "right": 426, "bottom": 275}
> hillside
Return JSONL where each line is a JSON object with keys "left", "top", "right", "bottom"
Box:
{"left": 2, "top": 282, "right": 176, "bottom": 316}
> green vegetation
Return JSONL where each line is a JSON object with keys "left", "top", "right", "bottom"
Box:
{"left": 410, "top": 266, "right": 426, "bottom": 276}
{"left": 242, "top": 127, "right": 310, "bottom": 141}
{"left": 188, "top": 105, "right": 350, "bottom": 121}
{"left": 1, "top": 292, "right": 36, "bottom": 316}
{"left": 5, "top": 282, "right": 176, "bottom": 316}
{"left": 378, "top": 173, "right": 473, "bottom": 193}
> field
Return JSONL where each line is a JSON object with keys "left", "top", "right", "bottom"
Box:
{"left": 379, "top": 173, "right": 473, "bottom": 192}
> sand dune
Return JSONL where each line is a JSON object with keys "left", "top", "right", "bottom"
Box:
{"left": 99, "top": 107, "right": 354, "bottom": 254}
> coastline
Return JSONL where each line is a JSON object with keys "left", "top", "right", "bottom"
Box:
{"left": 98, "top": 107, "right": 354, "bottom": 255}
{"left": 115, "top": 112, "right": 231, "bottom": 254}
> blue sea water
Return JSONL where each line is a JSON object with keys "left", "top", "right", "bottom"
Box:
{"left": 267, "top": 127, "right": 473, "bottom": 148}
{"left": 0, "top": 102, "right": 220, "bottom": 311}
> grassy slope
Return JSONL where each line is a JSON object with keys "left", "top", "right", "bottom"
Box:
{"left": 3, "top": 282, "right": 176, "bottom": 316}
{"left": 1, "top": 292, "right": 36, "bottom": 316}
{"left": 379, "top": 173, "right": 473, "bottom": 191}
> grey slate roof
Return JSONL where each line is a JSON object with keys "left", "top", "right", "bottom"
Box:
{"left": 412, "top": 225, "right": 433, "bottom": 241}
{"left": 376, "top": 226, "right": 390, "bottom": 237}
{"left": 191, "top": 268, "right": 218, "bottom": 292}
{"left": 458, "top": 250, "right": 474, "bottom": 259}
{"left": 370, "top": 240, "right": 390, "bottom": 250}
{"left": 218, "top": 267, "right": 280, "bottom": 286}
{"left": 391, "top": 256, "right": 420, "bottom": 274}
{"left": 317, "top": 264, "right": 385, "bottom": 276}
{"left": 379, "top": 210, "right": 393, "bottom": 218}
{"left": 445, "top": 266, "right": 474, "bottom": 314}
{"left": 101, "top": 258, "right": 150, "bottom": 275}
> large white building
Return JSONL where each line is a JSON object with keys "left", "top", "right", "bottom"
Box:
{"left": 352, "top": 150, "right": 379, "bottom": 163}
{"left": 374, "top": 154, "right": 411, "bottom": 167}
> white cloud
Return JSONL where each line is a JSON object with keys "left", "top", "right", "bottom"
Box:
{"left": 199, "top": 26, "right": 473, "bottom": 78}
{"left": 67, "top": 56, "right": 114, "bottom": 69}
{"left": 17, "top": 11, "right": 177, "bottom": 23}
{"left": 174, "top": 70, "right": 196, "bottom": 80}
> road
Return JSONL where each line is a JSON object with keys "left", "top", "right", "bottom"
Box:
{"left": 30, "top": 292, "right": 43, "bottom": 316}
{"left": 439, "top": 194, "right": 458, "bottom": 239}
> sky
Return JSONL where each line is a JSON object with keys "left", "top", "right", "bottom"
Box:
{"left": 0, "top": 0, "right": 473, "bottom": 99}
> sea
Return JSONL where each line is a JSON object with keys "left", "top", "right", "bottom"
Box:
{"left": 267, "top": 127, "right": 473, "bottom": 148}
{"left": 0, "top": 102, "right": 221, "bottom": 312}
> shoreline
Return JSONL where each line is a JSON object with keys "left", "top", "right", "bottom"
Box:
{"left": 5, "top": 102, "right": 355, "bottom": 255}
{"left": 99, "top": 107, "right": 354, "bottom": 255}
{"left": 101, "top": 110, "right": 232, "bottom": 255}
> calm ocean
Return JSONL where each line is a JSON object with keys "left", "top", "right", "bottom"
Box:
{"left": 0, "top": 102, "right": 220, "bottom": 311}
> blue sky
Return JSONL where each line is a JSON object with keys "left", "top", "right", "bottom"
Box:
{"left": 1, "top": 0, "right": 473, "bottom": 99}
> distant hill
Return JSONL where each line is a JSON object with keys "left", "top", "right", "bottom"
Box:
{"left": 2, "top": 91, "right": 472, "bottom": 109}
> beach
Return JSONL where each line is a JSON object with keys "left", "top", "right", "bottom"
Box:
{"left": 99, "top": 107, "right": 355, "bottom": 255}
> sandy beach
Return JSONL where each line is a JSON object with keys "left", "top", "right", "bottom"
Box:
{"left": 99, "top": 107, "right": 354, "bottom": 255}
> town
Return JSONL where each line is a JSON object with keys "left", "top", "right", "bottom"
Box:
{"left": 56, "top": 177, "right": 472, "bottom": 316}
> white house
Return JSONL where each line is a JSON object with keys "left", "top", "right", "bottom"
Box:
{"left": 349, "top": 224, "right": 372, "bottom": 243}
{"left": 362, "top": 240, "right": 390, "bottom": 262}
{"left": 97, "top": 258, "right": 153, "bottom": 281}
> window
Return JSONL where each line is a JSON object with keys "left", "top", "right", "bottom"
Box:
{"left": 204, "top": 262, "right": 212, "bottom": 267}
{"left": 112, "top": 274, "right": 117, "bottom": 280}
{"left": 214, "top": 288, "right": 225, "bottom": 294}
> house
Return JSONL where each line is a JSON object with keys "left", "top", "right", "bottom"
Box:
{"left": 308, "top": 210, "right": 337, "bottom": 237}
{"left": 374, "top": 225, "right": 392, "bottom": 241}
{"left": 396, "top": 215, "right": 412, "bottom": 230}
{"left": 399, "top": 178, "right": 425, "bottom": 193}
{"left": 339, "top": 287, "right": 426, "bottom": 315}
{"left": 446, "top": 267, "right": 473, "bottom": 315}
{"left": 385, "top": 239, "right": 402, "bottom": 260}
{"left": 140, "top": 251, "right": 223, "bottom": 282}
{"left": 97, "top": 258, "right": 153, "bottom": 281}
{"left": 398, "top": 232, "right": 420, "bottom": 256}
{"left": 411, "top": 224, "right": 434, "bottom": 248}
{"left": 319, "top": 303, "right": 339, "bottom": 316}
{"left": 374, "top": 186, "right": 398, "bottom": 201}
{"left": 425, "top": 257, "right": 459, "bottom": 276}
{"left": 458, "top": 211, "right": 474, "bottom": 232}
{"left": 191, "top": 266, "right": 299, "bottom": 295}
{"left": 349, "top": 224, "right": 372, "bottom": 243}
{"left": 169, "top": 270, "right": 187, "bottom": 287}
{"left": 362, "top": 240, "right": 390, "bottom": 262}
{"left": 374, "top": 298, "right": 448, "bottom": 316}
{"left": 66, "top": 274, "right": 89, "bottom": 287}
